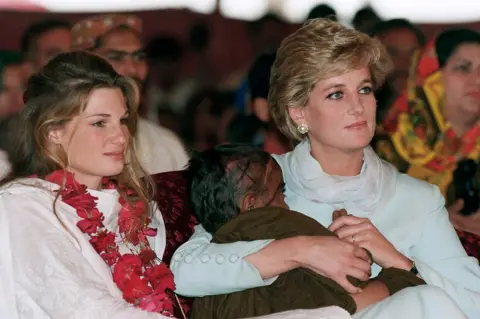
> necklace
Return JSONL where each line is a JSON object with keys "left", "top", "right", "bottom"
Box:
{"left": 43, "top": 170, "right": 186, "bottom": 317}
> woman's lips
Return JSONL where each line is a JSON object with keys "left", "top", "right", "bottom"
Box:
{"left": 104, "top": 152, "right": 124, "bottom": 161}
{"left": 345, "top": 121, "right": 367, "bottom": 129}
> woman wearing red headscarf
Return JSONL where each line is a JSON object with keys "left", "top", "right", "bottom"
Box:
{"left": 376, "top": 28, "right": 480, "bottom": 261}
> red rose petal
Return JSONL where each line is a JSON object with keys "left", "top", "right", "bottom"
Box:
{"left": 40, "top": 170, "right": 178, "bottom": 315}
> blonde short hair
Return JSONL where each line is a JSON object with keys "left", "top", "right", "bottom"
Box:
{"left": 269, "top": 18, "right": 393, "bottom": 142}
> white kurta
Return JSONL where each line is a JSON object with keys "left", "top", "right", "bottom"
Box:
{"left": 136, "top": 118, "right": 189, "bottom": 175}
{"left": 0, "top": 150, "right": 10, "bottom": 180}
{"left": 0, "top": 178, "right": 171, "bottom": 319}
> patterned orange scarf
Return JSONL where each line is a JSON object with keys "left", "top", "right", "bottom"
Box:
{"left": 377, "top": 39, "right": 480, "bottom": 196}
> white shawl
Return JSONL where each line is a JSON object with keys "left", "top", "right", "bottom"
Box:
{"left": 276, "top": 140, "right": 398, "bottom": 218}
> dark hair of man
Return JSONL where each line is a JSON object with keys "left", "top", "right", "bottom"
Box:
{"left": 351, "top": 6, "right": 381, "bottom": 34}
{"left": 20, "top": 19, "right": 71, "bottom": 61}
{"left": 227, "top": 114, "right": 265, "bottom": 146}
{"left": 181, "top": 88, "right": 234, "bottom": 148}
{"left": 247, "top": 13, "right": 284, "bottom": 35}
{"left": 146, "top": 36, "right": 183, "bottom": 63}
{"left": 248, "top": 52, "right": 276, "bottom": 101}
{"left": 306, "top": 4, "right": 337, "bottom": 21}
{"left": 189, "top": 22, "right": 211, "bottom": 53}
{"left": 187, "top": 144, "right": 271, "bottom": 233}
{"left": 370, "top": 18, "right": 426, "bottom": 46}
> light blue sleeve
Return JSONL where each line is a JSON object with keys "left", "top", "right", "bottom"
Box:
{"left": 170, "top": 224, "right": 278, "bottom": 297}
{"left": 410, "top": 185, "right": 480, "bottom": 319}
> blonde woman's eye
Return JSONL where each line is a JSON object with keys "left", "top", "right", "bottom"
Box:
{"left": 359, "top": 86, "right": 373, "bottom": 94}
{"left": 120, "top": 118, "right": 129, "bottom": 125}
{"left": 327, "top": 91, "right": 343, "bottom": 100}
{"left": 92, "top": 121, "right": 106, "bottom": 127}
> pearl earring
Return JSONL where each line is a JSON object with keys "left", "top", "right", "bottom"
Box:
{"left": 297, "top": 123, "right": 309, "bottom": 134}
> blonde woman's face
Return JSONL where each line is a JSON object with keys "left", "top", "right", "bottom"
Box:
{"left": 290, "top": 67, "right": 376, "bottom": 153}
{"left": 443, "top": 43, "right": 480, "bottom": 118}
{"left": 49, "top": 88, "right": 130, "bottom": 189}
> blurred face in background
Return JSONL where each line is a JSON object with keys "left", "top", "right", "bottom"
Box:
{"left": 377, "top": 28, "right": 421, "bottom": 95}
{"left": 0, "top": 64, "right": 28, "bottom": 116}
{"left": 250, "top": 97, "right": 270, "bottom": 123}
{"left": 442, "top": 43, "right": 480, "bottom": 124}
{"left": 94, "top": 28, "right": 148, "bottom": 85}
{"left": 34, "top": 28, "right": 71, "bottom": 71}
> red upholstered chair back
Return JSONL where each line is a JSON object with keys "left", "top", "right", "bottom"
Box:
{"left": 152, "top": 170, "right": 198, "bottom": 265}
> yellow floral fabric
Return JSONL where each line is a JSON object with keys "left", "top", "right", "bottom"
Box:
{"left": 375, "top": 39, "right": 480, "bottom": 198}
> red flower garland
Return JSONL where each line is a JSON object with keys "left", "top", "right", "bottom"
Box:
{"left": 43, "top": 170, "right": 180, "bottom": 316}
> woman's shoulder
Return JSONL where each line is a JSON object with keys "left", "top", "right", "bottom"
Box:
{"left": 0, "top": 179, "right": 78, "bottom": 234}
{"left": 0, "top": 178, "right": 56, "bottom": 205}
{"left": 271, "top": 149, "right": 294, "bottom": 170}
{"left": 395, "top": 173, "right": 441, "bottom": 195}
{"left": 391, "top": 173, "right": 444, "bottom": 211}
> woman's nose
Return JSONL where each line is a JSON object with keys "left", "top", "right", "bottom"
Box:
{"left": 112, "top": 125, "right": 128, "bottom": 145}
{"left": 347, "top": 94, "right": 365, "bottom": 115}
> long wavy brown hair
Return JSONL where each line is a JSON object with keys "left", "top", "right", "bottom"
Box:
{"left": 2, "top": 51, "right": 155, "bottom": 239}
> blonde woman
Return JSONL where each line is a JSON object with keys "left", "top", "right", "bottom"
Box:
{"left": 172, "top": 20, "right": 478, "bottom": 318}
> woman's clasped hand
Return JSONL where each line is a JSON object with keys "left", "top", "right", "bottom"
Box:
{"left": 329, "top": 214, "right": 412, "bottom": 270}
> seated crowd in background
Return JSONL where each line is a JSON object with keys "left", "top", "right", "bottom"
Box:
{"left": 0, "top": 4, "right": 478, "bottom": 319}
